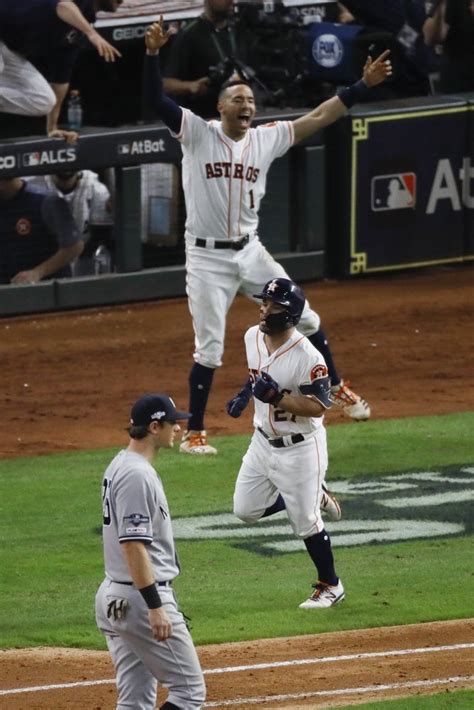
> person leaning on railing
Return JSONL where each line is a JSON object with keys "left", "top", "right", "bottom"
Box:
{"left": 0, "top": 0, "right": 122, "bottom": 143}
{"left": 0, "top": 177, "right": 83, "bottom": 285}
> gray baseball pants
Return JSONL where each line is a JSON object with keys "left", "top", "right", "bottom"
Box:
{"left": 96, "top": 579, "right": 205, "bottom": 709}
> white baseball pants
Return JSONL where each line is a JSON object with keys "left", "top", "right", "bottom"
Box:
{"left": 0, "top": 41, "right": 56, "bottom": 116}
{"left": 185, "top": 236, "right": 321, "bottom": 368}
{"left": 233, "top": 427, "right": 329, "bottom": 539}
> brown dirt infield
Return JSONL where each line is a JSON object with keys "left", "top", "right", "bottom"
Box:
{"left": 1, "top": 265, "right": 473, "bottom": 708}
{"left": 1, "top": 265, "right": 472, "bottom": 458}
{"left": 1, "top": 620, "right": 473, "bottom": 708}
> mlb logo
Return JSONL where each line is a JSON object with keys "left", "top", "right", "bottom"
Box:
{"left": 23, "top": 152, "right": 40, "bottom": 167}
{"left": 371, "top": 173, "right": 416, "bottom": 211}
{"left": 118, "top": 143, "right": 131, "bottom": 155}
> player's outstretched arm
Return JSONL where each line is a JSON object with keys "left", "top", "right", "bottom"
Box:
{"left": 144, "top": 16, "right": 183, "bottom": 134}
{"left": 292, "top": 50, "right": 392, "bottom": 144}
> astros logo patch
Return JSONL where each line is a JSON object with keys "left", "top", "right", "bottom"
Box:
{"left": 311, "top": 364, "right": 328, "bottom": 380}
{"left": 16, "top": 218, "right": 32, "bottom": 236}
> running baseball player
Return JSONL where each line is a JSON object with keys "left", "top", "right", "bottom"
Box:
{"left": 95, "top": 393, "right": 206, "bottom": 709}
{"left": 144, "top": 19, "right": 392, "bottom": 454}
{"left": 228, "top": 277, "right": 344, "bottom": 609}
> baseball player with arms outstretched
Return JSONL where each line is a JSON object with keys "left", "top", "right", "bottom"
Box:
{"left": 144, "top": 18, "right": 392, "bottom": 454}
{"left": 95, "top": 393, "right": 206, "bottom": 709}
{"left": 228, "top": 277, "right": 344, "bottom": 609}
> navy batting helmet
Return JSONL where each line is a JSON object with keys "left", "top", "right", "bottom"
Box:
{"left": 253, "top": 278, "right": 305, "bottom": 331}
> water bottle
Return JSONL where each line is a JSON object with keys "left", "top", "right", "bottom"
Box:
{"left": 93, "top": 244, "right": 112, "bottom": 275}
{"left": 67, "top": 90, "right": 83, "bottom": 131}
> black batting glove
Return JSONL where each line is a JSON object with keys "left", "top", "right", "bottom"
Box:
{"left": 226, "top": 378, "right": 253, "bottom": 418}
{"left": 252, "top": 372, "right": 284, "bottom": 406}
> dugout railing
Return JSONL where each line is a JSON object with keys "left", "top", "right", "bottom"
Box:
{"left": 0, "top": 109, "right": 326, "bottom": 316}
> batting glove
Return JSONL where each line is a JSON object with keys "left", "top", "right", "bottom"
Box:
{"left": 226, "top": 379, "right": 253, "bottom": 418}
{"left": 253, "top": 372, "right": 284, "bottom": 406}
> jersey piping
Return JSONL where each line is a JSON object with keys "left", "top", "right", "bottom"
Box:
{"left": 238, "top": 134, "right": 252, "bottom": 236}
{"left": 216, "top": 132, "right": 233, "bottom": 238}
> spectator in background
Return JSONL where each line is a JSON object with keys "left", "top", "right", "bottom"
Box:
{"left": 26, "top": 170, "right": 113, "bottom": 275}
{"left": 0, "top": 178, "right": 83, "bottom": 284}
{"left": 337, "top": 4, "right": 356, "bottom": 23}
{"left": 162, "top": 0, "right": 253, "bottom": 118}
{"left": 0, "top": 0, "right": 122, "bottom": 142}
{"left": 423, "top": 0, "right": 474, "bottom": 93}
{"left": 337, "top": 0, "right": 432, "bottom": 98}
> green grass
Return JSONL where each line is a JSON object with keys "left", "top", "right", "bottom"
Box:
{"left": 0, "top": 413, "right": 472, "bottom": 649}
{"left": 335, "top": 689, "right": 474, "bottom": 709}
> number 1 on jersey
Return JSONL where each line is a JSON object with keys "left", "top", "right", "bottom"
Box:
{"left": 249, "top": 189, "right": 255, "bottom": 209}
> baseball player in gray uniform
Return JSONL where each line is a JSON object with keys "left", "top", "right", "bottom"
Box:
{"left": 228, "top": 278, "right": 344, "bottom": 609}
{"left": 144, "top": 19, "right": 392, "bottom": 455}
{"left": 95, "top": 393, "right": 206, "bottom": 710}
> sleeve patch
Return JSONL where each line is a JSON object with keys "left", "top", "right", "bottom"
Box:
{"left": 123, "top": 513, "right": 150, "bottom": 526}
{"left": 311, "top": 364, "right": 329, "bottom": 381}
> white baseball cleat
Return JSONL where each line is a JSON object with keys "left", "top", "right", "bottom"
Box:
{"left": 180, "top": 430, "right": 217, "bottom": 455}
{"left": 331, "top": 380, "right": 371, "bottom": 421}
{"left": 299, "top": 580, "right": 345, "bottom": 610}
{"left": 321, "top": 484, "right": 342, "bottom": 521}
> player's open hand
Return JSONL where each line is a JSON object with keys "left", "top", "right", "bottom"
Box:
{"left": 148, "top": 607, "right": 172, "bottom": 642}
{"left": 145, "top": 16, "right": 174, "bottom": 53}
{"left": 87, "top": 29, "right": 121, "bottom": 62}
{"left": 362, "top": 50, "right": 392, "bottom": 88}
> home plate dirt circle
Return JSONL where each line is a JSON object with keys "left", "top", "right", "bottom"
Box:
{"left": 1, "top": 620, "right": 473, "bottom": 708}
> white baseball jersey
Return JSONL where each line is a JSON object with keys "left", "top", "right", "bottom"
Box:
{"left": 101, "top": 449, "right": 179, "bottom": 583}
{"left": 173, "top": 109, "right": 294, "bottom": 240}
{"left": 234, "top": 326, "right": 330, "bottom": 539}
{"left": 245, "top": 325, "right": 328, "bottom": 437}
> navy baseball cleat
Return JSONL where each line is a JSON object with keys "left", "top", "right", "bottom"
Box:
{"left": 299, "top": 580, "right": 345, "bottom": 609}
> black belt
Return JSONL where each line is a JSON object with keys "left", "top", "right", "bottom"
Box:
{"left": 258, "top": 427, "right": 305, "bottom": 448}
{"left": 194, "top": 235, "right": 250, "bottom": 251}
{"left": 112, "top": 580, "right": 172, "bottom": 587}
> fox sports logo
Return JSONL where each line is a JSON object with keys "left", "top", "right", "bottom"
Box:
{"left": 312, "top": 34, "right": 344, "bottom": 68}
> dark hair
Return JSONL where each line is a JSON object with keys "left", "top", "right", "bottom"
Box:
{"left": 218, "top": 79, "right": 252, "bottom": 101}
{"left": 127, "top": 425, "right": 150, "bottom": 440}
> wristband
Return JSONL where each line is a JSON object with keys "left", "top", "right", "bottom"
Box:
{"left": 337, "top": 80, "right": 370, "bottom": 109}
{"left": 272, "top": 391, "right": 284, "bottom": 406}
{"left": 139, "top": 583, "right": 162, "bottom": 609}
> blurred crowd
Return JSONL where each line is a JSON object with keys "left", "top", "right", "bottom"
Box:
{"left": 153, "top": 0, "right": 474, "bottom": 117}
{"left": 1, "top": 1, "right": 472, "bottom": 125}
